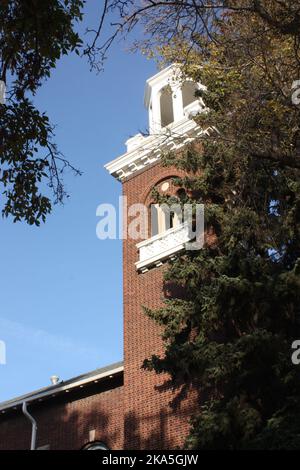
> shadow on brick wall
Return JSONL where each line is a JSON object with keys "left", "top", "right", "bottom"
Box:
{"left": 0, "top": 386, "right": 124, "bottom": 450}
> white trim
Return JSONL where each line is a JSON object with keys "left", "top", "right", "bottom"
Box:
{"left": 135, "top": 243, "right": 186, "bottom": 272}
{"left": 137, "top": 223, "right": 184, "bottom": 248}
{"left": 104, "top": 116, "right": 206, "bottom": 181}
{"left": 0, "top": 365, "right": 124, "bottom": 412}
{"left": 135, "top": 223, "right": 193, "bottom": 272}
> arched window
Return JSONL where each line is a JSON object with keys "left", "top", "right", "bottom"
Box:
{"left": 82, "top": 441, "right": 109, "bottom": 450}
{"left": 150, "top": 198, "right": 184, "bottom": 236}
{"left": 182, "top": 81, "right": 198, "bottom": 109}
{"left": 160, "top": 85, "right": 174, "bottom": 127}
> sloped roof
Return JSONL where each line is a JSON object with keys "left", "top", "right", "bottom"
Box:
{"left": 0, "top": 361, "right": 124, "bottom": 413}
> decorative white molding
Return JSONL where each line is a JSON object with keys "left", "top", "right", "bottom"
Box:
{"left": 105, "top": 116, "right": 208, "bottom": 181}
{"left": 135, "top": 223, "right": 193, "bottom": 272}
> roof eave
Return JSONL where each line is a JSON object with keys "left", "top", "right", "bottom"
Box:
{"left": 0, "top": 362, "right": 124, "bottom": 413}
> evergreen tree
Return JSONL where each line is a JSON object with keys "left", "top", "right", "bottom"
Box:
{"left": 142, "top": 8, "right": 300, "bottom": 449}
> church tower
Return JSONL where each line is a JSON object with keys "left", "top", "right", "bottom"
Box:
{"left": 105, "top": 65, "right": 204, "bottom": 449}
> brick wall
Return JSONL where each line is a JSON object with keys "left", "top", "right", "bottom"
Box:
{"left": 123, "top": 162, "right": 199, "bottom": 450}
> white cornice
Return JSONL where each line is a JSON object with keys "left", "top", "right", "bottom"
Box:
{"left": 104, "top": 114, "right": 207, "bottom": 181}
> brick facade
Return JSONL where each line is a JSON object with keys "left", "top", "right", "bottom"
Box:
{"left": 123, "top": 162, "right": 198, "bottom": 450}
{"left": 0, "top": 374, "right": 124, "bottom": 450}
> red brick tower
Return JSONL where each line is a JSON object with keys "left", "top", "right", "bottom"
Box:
{"left": 105, "top": 65, "right": 204, "bottom": 449}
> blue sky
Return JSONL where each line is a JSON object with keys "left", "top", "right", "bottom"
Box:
{"left": 0, "top": 2, "right": 157, "bottom": 401}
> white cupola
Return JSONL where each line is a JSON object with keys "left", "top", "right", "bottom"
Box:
{"left": 144, "top": 64, "right": 204, "bottom": 134}
{"left": 105, "top": 64, "right": 206, "bottom": 181}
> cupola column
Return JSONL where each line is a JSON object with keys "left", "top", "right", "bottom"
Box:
{"left": 171, "top": 83, "right": 184, "bottom": 122}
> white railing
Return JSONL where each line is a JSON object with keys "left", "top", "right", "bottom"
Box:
{"left": 135, "top": 223, "right": 192, "bottom": 272}
{"left": 183, "top": 100, "right": 203, "bottom": 118}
